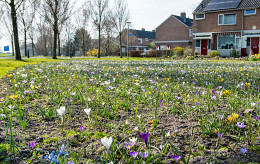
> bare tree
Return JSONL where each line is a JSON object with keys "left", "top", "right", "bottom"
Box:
{"left": 112, "top": 0, "right": 130, "bottom": 58}
{"left": 18, "top": 0, "right": 36, "bottom": 58}
{"left": 43, "top": 0, "right": 74, "bottom": 59}
{"left": 103, "top": 12, "right": 115, "bottom": 56}
{"left": 1, "top": 6, "right": 15, "bottom": 56}
{"left": 0, "top": 0, "right": 26, "bottom": 60}
{"left": 89, "top": 0, "right": 109, "bottom": 58}
{"left": 74, "top": 7, "right": 90, "bottom": 56}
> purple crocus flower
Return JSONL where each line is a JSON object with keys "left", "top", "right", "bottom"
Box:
{"left": 254, "top": 116, "right": 259, "bottom": 121}
{"left": 241, "top": 148, "right": 247, "bottom": 154}
{"left": 29, "top": 141, "right": 36, "bottom": 148}
{"left": 212, "top": 89, "right": 216, "bottom": 93}
{"left": 217, "top": 115, "right": 224, "bottom": 120}
{"left": 160, "top": 100, "right": 163, "bottom": 107}
{"left": 140, "top": 133, "right": 149, "bottom": 146}
{"left": 236, "top": 122, "right": 246, "bottom": 128}
{"left": 171, "top": 155, "right": 182, "bottom": 162}
{"left": 217, "top": 133, "right": 223, "bottom": 139}
{"left": 68, "top": 99, "right": 73, "bottom": 102}
{"left": 79, "top": 126, "right": 84, "bottom": 133}
{"left": 66, "top": 162, "right": 74, "bottom": 164}
{"left": 139, "top": 152, "right": 149, "bottom": 158}
{"left": 130, "top": 151, "right": 139, "bottom": 161}
{"left": 211, "top": 95, "right": 216, "bottom": 101}
{"left": 24, "top": 90, "right": 30, "bottom": 95}
{"left": 196, "top": 102, "right": 199, "bottom": 106}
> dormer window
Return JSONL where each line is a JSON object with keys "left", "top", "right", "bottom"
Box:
{"left": 218, "top": 13, "right": 236, "bottom": 25}
{"left": 195, "top": 14, "right": 205, "bottom": 20}
{"left": 145, "top": 38, "right": 148, "bottom": 42}
{"left": 244, "top": 9, "right": 256, "bottom": 15}
{"left": 138, "top": 38, "right": 142, "bottom": 44}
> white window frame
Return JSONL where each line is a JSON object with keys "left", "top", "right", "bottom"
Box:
{"left": 195, "top": 14, "right": 205, "bottom": 20}
{"left": 138, "top": 38, "right": 142, "bottom": 44}
{"left": 244, "top": 9, "right": 256, "bottom": 16}
{"left": 218, "top": 13, "right": 236, "bottom": 25}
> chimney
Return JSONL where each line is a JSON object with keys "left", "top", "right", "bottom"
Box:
{"left": 141, "top": 28, "right": 145, "bottom": 31}
{"left": 181, "top": 12, "right": 186, "bottom": 19}
{"left": 152, "top": 30, "right": 155, "bottom": 32}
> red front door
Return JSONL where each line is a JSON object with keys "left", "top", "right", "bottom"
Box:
{"left": 201, "top": 40, "right": 208, "bottom": 55}
{"left": 251, "top": 37, "right": 259, "bottom": 55}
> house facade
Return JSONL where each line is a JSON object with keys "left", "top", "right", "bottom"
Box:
{"left": 193, "top": 0, "right": 260, "bottom": 57}
{"left": 121, "top": 28, "right": 156, "bottom": 51}
{"left": 155, "top": 12, "right": 193, "bottom": 50}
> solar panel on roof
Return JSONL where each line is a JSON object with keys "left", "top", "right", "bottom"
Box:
{"left": 204, "top": 0, "right": 242, "bottom": 11}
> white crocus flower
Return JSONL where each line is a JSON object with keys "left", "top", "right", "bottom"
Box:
{"left": 129, "top": 137, "right": 137, "bottom": 143}
{"left": 134, "top": 126, "right": 139, "bottom": 131}
{"left": 84, "top": 108, "right": 91, "bottom": 117}
{"left": 57, "top": 106, "right": 66, "bottom": 118}
{"left": 0, "top": 114, "right": 6, "bottom": 118}
{"left": 101, "top": 137, "right": 113, "bottom": 150}
{"left": 251, "top": 102, "right": 257, "bottom": 107}
{"left": 166, "top": 131, "right": 170, "bottom": 137}
{"left": 107, "top": 162, "right": 113, "bottom": 164}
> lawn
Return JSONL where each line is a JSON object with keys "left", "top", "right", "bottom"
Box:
{"left": 0, "top": 57, "right": 157, "bottom": 78}
{"left": 0, "top": 59, "right": 259, "bottom": 164}
{"left": 0, "top": 53, "right": 12, "bottom": 57}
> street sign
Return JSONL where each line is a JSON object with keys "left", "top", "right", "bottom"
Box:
{"left": 4, "top": 46, "right": 9, "bottom": 52}
{"left": 156, "top": 46, "right": 159, "bottom": 50}
{"left": 167, "top": 45, "right": 171, "bottom": 50}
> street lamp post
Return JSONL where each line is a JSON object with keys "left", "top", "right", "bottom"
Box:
{"left": 126, "top": 22, "right": 131, "bottom": 59}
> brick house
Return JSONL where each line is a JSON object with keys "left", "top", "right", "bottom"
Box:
{"left": 155, "top": 12, "right": 193, "bottom": 50}
{"left": 121, "top": 28, "right": 156, "bottom": 51}
{"left": 193, "top": 0, "right": 260, "bottom": 57}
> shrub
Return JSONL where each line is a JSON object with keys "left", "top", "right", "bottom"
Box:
{"left": 129, "top": 50, "right": 144, "bottom": 57}
{"left": 173, "top": 47, "right": 184, "bottom": 56}
{"left": 209, "top": 51, "right": 220, "bottom": 58}
{"left": 184, "top": 47, "right": 192, "bottom": 57}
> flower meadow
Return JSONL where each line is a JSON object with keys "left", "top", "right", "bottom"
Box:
{"left": 0, "top": 60, "right": 259, "bottom": 164}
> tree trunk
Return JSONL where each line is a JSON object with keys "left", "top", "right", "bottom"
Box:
{"left": 11, "top": 34, "right": 14, "bottom": 56}
{"left": 32, "top": 39, "right": 35, "bottom": 56}
{"left": 82, "top": 31, "right": 86, "bottom": 56}
{"left": 98, "top": 23, "right": 101, "bottom": 58}
{"left": 58, "top": 32, "right": 61, "bottom": 56}
{"left": 53, "top": 23, "right": 58, "bottom": 59}
{"left": 11, "top": 0, "right": 22, "bottom": 60}
{"left": 25, "top": 30, "right": 28, "bottom": 58}
{"left": 119, "top": 32, "right": 122, "bottom": 58}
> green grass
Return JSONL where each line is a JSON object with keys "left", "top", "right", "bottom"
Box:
{"left": 0, "top": 56, "right": 257, "bottom": 78}
{"left": 0, "top": 57, "right": 158, "bottom": 78}
{"left": 0, "top": 53, "right": 12, "bottom": 57}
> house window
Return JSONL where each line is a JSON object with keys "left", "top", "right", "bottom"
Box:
{"left": 145, "top": 38, "right": 148, "bottom": 42}
{"left": 195, "top": 40, "right": 201, "bottom": 47}
{"left": 160, "top": 45, "right": 167, "bottom": 50}
{"left": 208, "top": 40, "right": 211, "bottom": 50}
{"left": 218, "top": 14, "right": 236, "bottom": 25}
{"left": 195, "top": 14, "right": 205, "bottom": 20}
{"left": 244, "top": 9, "right": 256, "bottom": 15}
{"left": 247, "top": 38, "right": 251, "bottom": 46}
{"left": 189, "top": 29, "right": 193, "bottom": 37}
{"left": 218, "top": 35, "right": 235, "bottom": 49}
{"left": 236, "top": 38, "right": 241, "bottom": 48}
{"left": 138, "top": 38, "right": 142, "bottom": 44}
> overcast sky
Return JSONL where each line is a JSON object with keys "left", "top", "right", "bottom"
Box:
{"left": 0, "top": 0, "right": 202, "bottom": 52}
{"left": 127, "top": 0, "right": 202, "bottom": 31}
